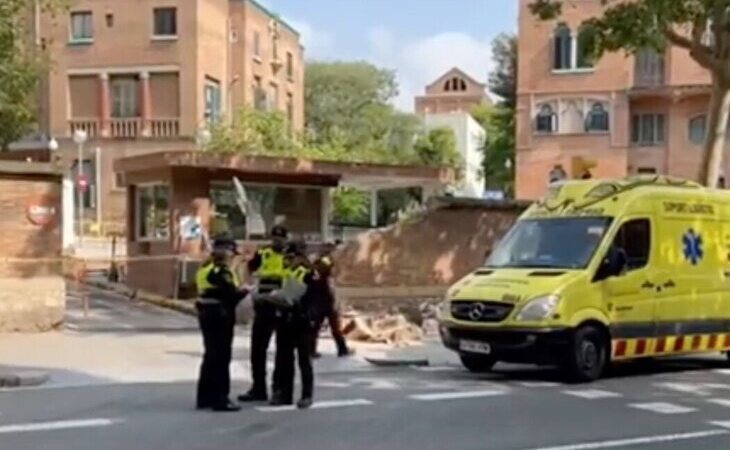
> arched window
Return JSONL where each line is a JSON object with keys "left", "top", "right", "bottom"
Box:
{"left": 444, "top": 79, "right": 452, "bottom": 91}
{"left": 688, "top": 115, "right": 707, "bottom": 145}
{"left": 459, "top": 78, "right": 467, "bottom": 91}
{"left": 585, "top": 102, "right": 609, "bottom": 132}
{"left": 536, "top": 103, "right": 558, "bottom": 133}
{"left": 576, "top": 25, "right": 596, "bottom": 69}
{"left": 554, "top": 23, "right": 572, "bottom": 70}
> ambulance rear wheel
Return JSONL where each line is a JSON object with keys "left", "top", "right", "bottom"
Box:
{"left": 564, "top": 325, "right": 607, "bottom": 383}
{"left": 460, "top": 354, "right": 497, "bottom": 373}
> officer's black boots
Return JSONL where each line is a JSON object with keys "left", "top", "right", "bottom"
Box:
{"left": 297, "top": 397, "right": 313, "bottom": 409}
{"left": 238, "top": 390, "right": 267, "bottom": 402}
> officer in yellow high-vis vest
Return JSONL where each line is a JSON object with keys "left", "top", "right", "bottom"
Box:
{"left": 270, "top": 241, "right": 317, "bottom": 409}
{"left": 239, "top": 226, "right": 289, "bottom": 402}
{"left": 195, "top": 238, "right": 248, "bottom": 412}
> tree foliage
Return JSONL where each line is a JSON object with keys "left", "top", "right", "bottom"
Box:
{"left": 530, "top": 0, "right": 730, "bottom": 186}
{"left": 474, "top": 33, "right": 517, "bottom": 196}
{"left": 413, "top": 127, "right": 460, "bottom": 167}
{"left": 0, "top": 0, "right": 63, "bottom": 150}
{"left": 488, "top": 33, "right": 518, "bottom": 109}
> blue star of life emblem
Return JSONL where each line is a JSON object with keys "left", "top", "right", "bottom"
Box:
{"left": 682, "top": 229, "right": 703, "bottom": 266}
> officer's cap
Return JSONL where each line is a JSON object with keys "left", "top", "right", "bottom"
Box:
{"left": 213, "top": 236, "right": 239, "bottom": 254}
{"left": 270, "top": 226, "right": 288, "bottom": 239}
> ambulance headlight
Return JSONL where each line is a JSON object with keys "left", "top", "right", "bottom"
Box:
{"left": 515, "top": 295, "right": 560, "bottom": 321}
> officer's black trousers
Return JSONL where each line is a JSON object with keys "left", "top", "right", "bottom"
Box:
{"left": 250, "top": 304, "right": 278, "bottom": 396}
{"left": 196, "top": 303, "right": 235, "bottom": 408}
{"left": 275, "top": 320, "right": 314, "bottom": 402}
{"left": 312, "top": 309, "right": 349, "bottom": 356}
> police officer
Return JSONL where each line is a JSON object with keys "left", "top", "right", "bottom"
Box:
{"left": 195, "top": 238, "right": 248, "bottom": 412}
{"left": 270, "top": 241, "right": 316, "bottom": 409}
{"left": 238, "top": 226, "right": 288, "bottom": 402}
{"left": 311, "top": 242, "right": 351, "bottom": 358}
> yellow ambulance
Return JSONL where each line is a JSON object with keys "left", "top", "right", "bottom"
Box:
{"left": 438, "top": 176, "right": 730, "bottom": 381}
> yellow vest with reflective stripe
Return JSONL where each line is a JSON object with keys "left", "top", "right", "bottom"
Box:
{"left": 257, "top": 247, "right": 285, "bottom": 279}
{"left": 286, "top": 265, "right": 310, "bottom": 283}
{"left": 196, "top": 263, "right": 214, "bottom": 294}
{"left": 196, "top": 262, "right": 240, "bottom": 295}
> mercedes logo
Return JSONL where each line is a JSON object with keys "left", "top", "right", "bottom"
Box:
{"left": 468, "top": 303, "right": 485, "bottom": 321}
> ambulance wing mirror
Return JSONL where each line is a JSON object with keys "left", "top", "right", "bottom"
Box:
{"left": 596, "top": 246, "right": 627, "bottom": 281}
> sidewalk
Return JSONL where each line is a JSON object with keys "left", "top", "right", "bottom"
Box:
{"left": 0, "top": 285, "right": 451, "bottom": 389}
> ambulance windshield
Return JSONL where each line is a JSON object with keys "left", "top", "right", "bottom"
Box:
{"left": 486, "top": 217, "right": 612, "bottom": 269}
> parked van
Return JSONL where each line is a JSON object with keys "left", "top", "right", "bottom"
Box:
{"left": 438, "top": 176, "right": 730, "bottom": 381}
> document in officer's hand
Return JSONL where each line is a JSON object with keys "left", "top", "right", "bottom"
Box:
{"left": 252, "top": 278, "right": 306, "bottom": 308}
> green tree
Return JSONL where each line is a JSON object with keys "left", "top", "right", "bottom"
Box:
{"left": 206, "top": 107, "right": 301, "bottom": 156}
{"left": 488, "top": 33, "right": 518, "bottom": 109}
{"left": 413, "top": 127, "right": 460, "bottom": 167}
{"left": 473, "top": 33, "right": 517, "bottom": 195}
{"left": 305, "top": 61, "right": 401, "bottom": 150}
{"left": 530, "top": 0, "right": 730, "bottom": 186}
{"left": 0, "top": 0, "right": 62, "bottom": 150}
{"left": 331, "top": 188, "right": 369, "bottom": 226}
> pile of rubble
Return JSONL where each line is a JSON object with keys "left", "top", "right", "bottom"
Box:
{"left": 339, "top": 302, "right": 440, "bottom": 346}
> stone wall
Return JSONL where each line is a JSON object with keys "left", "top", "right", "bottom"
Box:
{"left": 333, "top": 198, "right": 528, "bottom": 309}
{"left": 0, "top": 164, "right": 64, "bottom": 332}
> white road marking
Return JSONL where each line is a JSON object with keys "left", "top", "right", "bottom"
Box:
{"left": 713, "top": 369, "right": 730, "bottom": 376}
{"left": 710, "top": 421, "right": 730, "bottom": 429}
{"left": 563, "top": 389, "right": 621, "bottom": 400}
{"left": 0, "top": 418, "right": 121, "bottom": 434}
{"left": 410, "top": 390, "right": 506, "bottom": 401}
{"left": 520, "top": 382, "right": 561, "bottom": 388}
{"left": 707, "top": 398, "right": 730, "bottom": 408}
{"left": 656, "top": 382, "right": 710, "bottom": 396}
{"left": 413, "top": 365, "right": 459, "bottom": 372}
{"left": 315, "top": 381, "right": 351, "bottom": 388}
{"left": 523, "top": 429, "right": 728, "bottom": 450}
{"left": 256, "top": 399, "right": 372, "bottom": 412}
{"left": 629, "top": 402, "right": 696, "bottom": 414}
{"left": 310, "top": 399, "right": 373, "bottom": 409}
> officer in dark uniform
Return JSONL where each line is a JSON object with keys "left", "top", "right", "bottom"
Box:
{"left": 311, "top": 242, "right": 351, "bottom": 358}
{"left": 270, "top": 241, "right": 317, "bottom": 409}
{"left": 238, "top": 226, "right": 288, "bottom": 402}
{"left": 195, "top": 238, "right": 248, "bottom": 412}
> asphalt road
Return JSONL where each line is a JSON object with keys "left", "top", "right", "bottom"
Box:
{"left": 4, "top": 357, "right": 730, "bottom": 450}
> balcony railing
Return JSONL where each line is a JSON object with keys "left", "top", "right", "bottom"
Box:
{"left": 149, "top": 118, "right": 180, "bottom": 138}
{"left": 69, "top": 118, "right": 99, "bottom": 138}
{"left": 110, "top": 118, "right": 141, "bottom": 139}
{"left": 67, "top": 118, "right": 181, "bottom": 139}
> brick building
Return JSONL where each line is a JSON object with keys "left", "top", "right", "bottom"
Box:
{"left": 23, "top": 0, "right": 304, "bottom": 231}
{"left": 516, "top": 0, "right": 720, "bottom": 200}
{"left": 415, "top": 68, "right": 491, "bottom": 115}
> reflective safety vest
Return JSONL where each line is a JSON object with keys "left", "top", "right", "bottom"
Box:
{"left": 286, "top": 265, "right": 310, "bottom": 283}
{"left": 195, "top": 262, "right": 240, "bottom": 295}
{"left": 256, "top": 247, "right": 285, "bottom": 280}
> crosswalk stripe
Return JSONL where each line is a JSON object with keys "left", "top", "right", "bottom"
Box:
{"left": 0, "top": 418, "right": 121, "bottom": 434}
{"left": 629, "top": 402, "right": 696, "bottom": 414}
{"left": 410, "top": 390, "right": 506, "bottom": 401}
{"left": 256, "top": 398, "right": 372, "bottom": 412}
{"left": 525, "top": 429, "right": 728, "bottom": 450}
{"left": 413, "top": 366, "right": 460, "bottom": 372}
{"left": 520, "top": 382, "right": 561, "bottom": 388}
{"left": 563, "top": 389, "right": 622, "bottom": 400}
{"left": 707, "top": 399, "right": 730, "bottom": 407}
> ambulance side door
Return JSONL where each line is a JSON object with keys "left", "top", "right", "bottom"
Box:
{"left": 601, "top": 217, "right": 658, "bottom": 339}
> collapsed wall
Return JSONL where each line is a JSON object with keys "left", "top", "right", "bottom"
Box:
{"left": 332, "top": 197, "right": 528, "bottom": 310}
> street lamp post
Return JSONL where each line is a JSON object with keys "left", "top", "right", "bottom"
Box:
{"left": 73, "top": 129, "right": 88, "bottom": 246}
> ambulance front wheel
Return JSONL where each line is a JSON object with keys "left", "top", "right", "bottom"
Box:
{"left": 460, "top": 354, "right": 497, "bottom": 373}
{"left": 564, "top": 324, "right": 608, "bottom": 383}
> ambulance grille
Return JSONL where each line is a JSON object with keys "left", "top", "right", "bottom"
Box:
{"left": 450, "top": 301, "right": 514, "bottom": 323}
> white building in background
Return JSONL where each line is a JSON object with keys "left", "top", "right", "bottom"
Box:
{"left": 423, "top": 112, "right": 486, "bottom": 198}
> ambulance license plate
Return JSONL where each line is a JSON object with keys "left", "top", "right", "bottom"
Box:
{"left": 459, "top": 340, "right": 491, "bottom": 355}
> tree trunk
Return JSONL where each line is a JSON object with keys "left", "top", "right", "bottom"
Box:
{"left": 700, "top": 81, "right": 730, "bottom": 186}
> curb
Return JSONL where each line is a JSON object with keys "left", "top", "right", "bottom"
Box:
{"left": 0, "top": 371, "right": 50, "bottom": 388}
{"left": 83, "top": 280, "right": 197, "bottom": 317}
